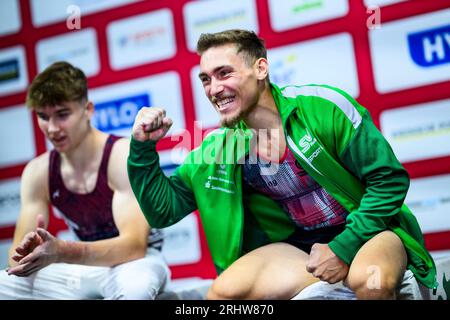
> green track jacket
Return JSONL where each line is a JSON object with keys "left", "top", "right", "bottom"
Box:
{"left": 128, "top": 83, "right": 437, "bottom": 289}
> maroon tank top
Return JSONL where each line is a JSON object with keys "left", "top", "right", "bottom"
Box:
{"left": 49, "top": 135, "right": 120, "bottom": 241}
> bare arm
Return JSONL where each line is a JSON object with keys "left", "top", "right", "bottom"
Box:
{"left": 8, "top": 154, "right": 50, "bottom": 268}
{"left": 8, "top": 139, "right": 149, "bottom": 276}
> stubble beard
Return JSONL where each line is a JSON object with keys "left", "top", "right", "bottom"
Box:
{"left": 221, "top": 113, "right": 242, "bottom": 128}
{"left": 219, "top": 100, "right": 257, "bottom": 128}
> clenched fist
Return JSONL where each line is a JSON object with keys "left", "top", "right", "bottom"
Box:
{"left": 132, "top": 107, "right": 173, "bottom": 142}
{"left": 306, "top": 243, "right": 349, "bottom": 284}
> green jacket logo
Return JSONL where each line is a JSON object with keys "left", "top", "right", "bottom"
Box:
{"left": 298, "top": 131, "right": 323, "bottom": 163}
{"left": 299, "top": 132, "right": 317, "bottom": 153}
{"left": 204, "top": 176, "right": 235, "bottom": 194}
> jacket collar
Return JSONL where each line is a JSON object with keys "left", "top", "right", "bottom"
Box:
{"left": 270, "top": 83, "right": 297, "bottom": 128}
{"left": 235, "top": 83, "right": 297, "bottom": 132}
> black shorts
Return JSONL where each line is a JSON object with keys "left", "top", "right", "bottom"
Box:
{"left": 281, "top": 224, "right": 346, "bottom": 254}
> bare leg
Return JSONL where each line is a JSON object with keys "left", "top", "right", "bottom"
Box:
{"left": 207, "top": 242, "right": 318, "bottom": 300}
{"left": 345, "top": 230, "right": 407, "bottom": 300}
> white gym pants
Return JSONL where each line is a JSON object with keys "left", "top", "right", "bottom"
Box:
{"left": 0, "top": 248, "right": 170, "bottom": 300}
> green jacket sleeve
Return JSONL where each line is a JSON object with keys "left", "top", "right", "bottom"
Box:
{"left": 127, "top": 137, "right": 197, "bottom": 228}
{"left": 328, "top": 111, "right": 410, "bottom": 265}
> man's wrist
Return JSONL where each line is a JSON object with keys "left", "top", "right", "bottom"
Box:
{"left": 56, "top": 240, "right": 87, "bottom": 264}
{"left": 55, "top": 239, "right": 66, "bottom": 263}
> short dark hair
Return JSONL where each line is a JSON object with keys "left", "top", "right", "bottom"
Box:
{"left": 197, "top": 29, "right": 267, "bottom": 66}
{"left": 26, "top": 61, "right": 88, "bottom": 109}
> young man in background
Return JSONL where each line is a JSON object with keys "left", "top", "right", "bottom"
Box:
{"left": 0, "top": 61, "right": 170, "bottom": 300}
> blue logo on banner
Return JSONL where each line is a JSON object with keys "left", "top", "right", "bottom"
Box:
{"left": 93, "top": 93, "right": 150, "bottom": 132}
{"left": 408, "top": 25, "right": 450, "bottom": 67}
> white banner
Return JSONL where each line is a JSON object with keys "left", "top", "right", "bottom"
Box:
{"left": 107, "top": 9, "right": 176, "bottom": 70}
{"left": 380, "top": 98, "right": 450, "bottom": 163}
{"left": 369, "top": 9, "right": 450, "bottom": 93}
{"left": 30, "top": 0, "right": 140, "bottom": 27}
{"left": 268, "top": 33, "right": 359, "bottom": 97}
{"left": 183, "top": 0, "right": 258, "bottom": 52}
{"left": 36, "top": 28, "right": 100, "bottom": 77}
{"left": 0, "top": 177, "right": 21, "bottom": 227}
{"left": 0, "top": 0, "right": 21, "bottom": 37}
{"left": 406, "top": 174, "right": 450, "bottom": 234}
{"left": 269, "top": 0, "right": 349, "bottom": 32}
{"left": 89, "top": 72, "right": 185, "bottom": 138}
{"left": 161, "top": 214, "right": 202, "bottom": 266}
{"left": 0, "top": 105, "right": 35, "bottom": 168}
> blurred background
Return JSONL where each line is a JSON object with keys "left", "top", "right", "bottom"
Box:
{"left": 1, "top": 0, "right": 450, "bottom": 285}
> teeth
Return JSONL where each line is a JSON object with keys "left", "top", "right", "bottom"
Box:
{"left": 217, "top": 97, "right": 234, "bottom": 109}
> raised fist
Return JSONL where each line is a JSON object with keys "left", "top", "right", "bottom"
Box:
{"left": 132, "top": 107, "right": 173, "bottom": 142}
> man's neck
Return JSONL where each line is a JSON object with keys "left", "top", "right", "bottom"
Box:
{"left": 243, "top": 85, "right": 282, "bottom": 131}
{"left": 61, "top": 129, "right": 106, "bottom": 171}
{"left": 243, "top": 84, "right": 286, "bottom": 161}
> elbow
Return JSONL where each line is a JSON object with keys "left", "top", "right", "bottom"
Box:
{"left": 394, "top": 168, "right": 410, "bottom": 194}
{"left": 134, "top": 244, "right": 148, "bottom": 260}
{"left": 403, "top": 170, "right": 410, "bottom": 190}
{"left": 126, "top": 238, "right": 148, "bottom": 262}
{"left": 374, "top": 166, "right": 410, "bottom": 194}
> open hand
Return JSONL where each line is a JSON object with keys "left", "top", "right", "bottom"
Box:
{"left": 8, "top": 216, "right": 60, "bottom": 277}
{"left": 11, "top": 214, "right": 46, "bottom": 263}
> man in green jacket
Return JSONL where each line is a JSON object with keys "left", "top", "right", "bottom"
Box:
{"left": 128, "top": 29, "right": 436, "bottom": 299}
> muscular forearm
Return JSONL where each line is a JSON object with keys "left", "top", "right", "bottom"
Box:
{"left": 57, "top": 240, "right": 87, "bottom": 264}
{"left": 58, "top": 236, "right": 146, "bottom": 267}
{"left": 127, "top": 138, "right": 197, "bottom": 228}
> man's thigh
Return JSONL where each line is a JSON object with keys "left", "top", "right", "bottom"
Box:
{"left": 102, "top": 248, "right": 170, "bottom": 299}
{"left": 208, "top": 242, "right": 318, "bottom": 299}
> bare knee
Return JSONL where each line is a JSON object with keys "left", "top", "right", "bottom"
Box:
{"left": 206, "top": 276, "right": 251, "bottom": 300}
{"left": 345, "top": 231, "right": 407, "bottom": 300}
{"left": 346, "top": 272, "right": 399, "bottom": 300}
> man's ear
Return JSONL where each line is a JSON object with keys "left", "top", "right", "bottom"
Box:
{"left": 84, "top": 101, "right": 95, "bottom": 119}
{"left": 255, "top": 58, "right": 269, "bottom": 81}
{"left": 85, "top": 101, "right": 95, "bottom": 116}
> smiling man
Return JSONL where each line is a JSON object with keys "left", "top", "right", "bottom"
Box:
{"left": 128, "top": 29, "right": 436, "bottom": 300}
{"left": 0, "top": 61, "right": 170, "bottom": 300}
